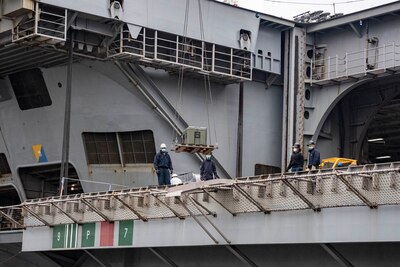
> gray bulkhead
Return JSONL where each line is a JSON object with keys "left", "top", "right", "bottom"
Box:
{"left": 0, "top": 0, "right": 288, "bottom": 200}
{"left": 0, "top": 60, "right": 283, "bottom": 198}
{"left": 304, "top": 10, "right": 400, "bottom": 161}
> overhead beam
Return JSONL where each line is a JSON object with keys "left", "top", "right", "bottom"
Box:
{"left": 148, "top": 247, "right": 178, "bottom": 267}
{"left": 71, "top": 17, "right": 114, "bottom": 37}
{"left": 72, "top": 252, "right": 89, "bottom": 267}
{"left": 84, "top": 250, "right": 111, "bottom": 267}
{"left": 41, "top": 251, "right": 76, "bottom": 265}
{"left": 226, "top": 245, "right": 258, "bottom": 267}
{"left": 307, "top": 1, "right": 400, "bottom": 32}
{"left": 321, "top": 243, "right": 353, "bottom": 267}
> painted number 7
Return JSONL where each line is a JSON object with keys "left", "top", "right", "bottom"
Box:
{"left": 124, "top": 227, "right": 128, "bottom": 239}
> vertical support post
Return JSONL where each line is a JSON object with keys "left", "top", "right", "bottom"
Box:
{"left": 236, "top": 82, "right": 243, "bottom": 177}
{"left": 176, "top": 35, "right": 179, "bottom": 63}
{"left": 143, "top": 27, "right": 146, "bottom": 57}
{"left": 328, "top": 56, "right": 331, "bottom": 79}
{"left": 345, "top": 52, "right": 348, "bottom": 77}
{"left": 154, "top": 30, "right": 158, "bottom": 60}
{"left": 393, "top": 42, "right": 395, "bottom": 68}
{"left": 34, "top": 2, "right": 39, "bottom": 35}
{"left": 249, "top": 52, "right": 253, "bottom": 80}
{"left": 212, "top": 44, "right": 215, "bottom": 72}
{"left": 59, "top": 177, "right": 65, "bottom": 197}
{"left": 116, "top": 133, "right": 125, "bottom": 167}
{"left": 119, "top": 26, "right": 123, "bottom": 53}
{"left": 201, "top": 41, "right": 204, "bottom": 70}
{"left": 383, "top": 43, "right": 386, "bottom": 70}
{"left": 63, "top": 9, "right": 67, "bottom": 40}
{"left": 335, "top": 55, "right": 338, "bottom": 78}
{"left": 281, "top": 31, "right": 290, "bottom": 171}
{"left": 59, "top": 30, "right": 74, "bottom": 196}
{"left": 364, "top": 48, "right": 367, "bottom": 74}
{"left": 310, "top": 59, "right": 313, "bottom": 85}
{"left": 230, "top": 48, "right": 233, "bottom": 76}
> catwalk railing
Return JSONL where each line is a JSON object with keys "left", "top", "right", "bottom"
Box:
{"left": 1, "top": 161, "right": 400, "bottom": 231}
{"left": 12, "top": 2, "right": 67, "bottom": 44}
{"left": 310, "top": 43, "right": 400, "bottom": 84}
{"left": 108, "top": 25, "right": 252, "bottom": 81}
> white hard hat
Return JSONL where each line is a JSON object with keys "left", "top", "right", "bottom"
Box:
{"left": 160, "top": 143, "right": 167, "bottom": 148}
{"left": 171, "top": 173, "right": 178, "bottom": 178}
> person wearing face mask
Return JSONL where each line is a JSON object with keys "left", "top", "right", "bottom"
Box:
{"left": 153, "top": 143, "right": 173, "bottom": 185}
{"left": 286, "top": 142, "right": 304, "bottom": 172}
{"left": 200, "top": 154, "right": 219, "bottom": 181}
{"left": 307, "top": 140, "right": 321, "bottom": 170}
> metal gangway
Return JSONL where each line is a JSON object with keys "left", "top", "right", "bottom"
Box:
{"left": 1, "top": 161, "right": 400, "bottom": 232}
{"left": 310, "top": 42, "right": 400, "bottom": 86}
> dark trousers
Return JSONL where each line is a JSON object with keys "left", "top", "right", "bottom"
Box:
{"left": 291, "top": 166, "right": 303, "bottom": 172}
{"left": 157, "top": 168, "right": 171, "bottom": 185}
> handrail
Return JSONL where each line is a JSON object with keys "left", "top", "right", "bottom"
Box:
{"left": 108, "top": 26, "right": 252, "bottom": 81}
{"left": 1, "top": 161, "right": 400, "bottom": 230}
{"left": 311, "top": 42, "right": 400, "bottom": 82}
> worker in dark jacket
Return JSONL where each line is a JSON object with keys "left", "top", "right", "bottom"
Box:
{"left": 307, "top": 140, "right": 321, "bottom": 170}
{"left": 200, "top": 154, "right": 219, "bottom": 181}
{"left": 153, "top": 143, "right": 173, "bottom": 185}
{"left": 286, "top": 142, "right": 304, "bottom": 172}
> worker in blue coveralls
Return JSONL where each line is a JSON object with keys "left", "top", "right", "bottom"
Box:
{"left": 153, "top": 143, "right": 173, "bottom": 185}
{"left": 307, "top": 140, "right": 321, "bottom": 170}
{"left": 200, "top": 154, "right": 219, "bottom": 181}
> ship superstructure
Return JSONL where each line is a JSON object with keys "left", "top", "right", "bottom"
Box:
{"left": 1, "top": 0, "right": 400, "bottom": 266}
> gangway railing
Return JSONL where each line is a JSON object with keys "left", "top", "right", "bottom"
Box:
{"left": 1, "top": 161, "right": 400, "bottom": 231}
{"left": 310, "top": 43, "right": 400, "bottom": 84}
{"left": 108, "top": 25, "right": 252, "bottom": 81}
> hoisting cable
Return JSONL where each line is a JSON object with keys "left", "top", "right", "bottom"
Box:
{"left": 198, "top": 0, "right": 218, "bottom": 146}
{"left": 173, "top": 0, "right": 190, "bottom": 145}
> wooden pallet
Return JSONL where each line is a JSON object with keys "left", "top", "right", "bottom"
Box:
{"left": 172, "top": 144, "right": 218, "bottom": 154}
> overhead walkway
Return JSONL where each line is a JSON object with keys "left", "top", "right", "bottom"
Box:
{"left": 309, "top": 43, "right": 400, "bottom": 86}
{"left": 1, "top": 161, "right": 400, "bottom": 231}
{"left": 0, "top": 2, "right": 252, "bottom": 82}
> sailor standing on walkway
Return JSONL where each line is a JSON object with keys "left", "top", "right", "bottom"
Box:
{"left": 200, "top": 154, "right": 219, "bottom": 181}
{"left": 153, "top": 143, "right": 173, "bottom": 185}
{"left": 286, "top": 142, "right": 304, "bottom": 172}
{"left": 307, "top": 140, "right": 321, "bottom": 170}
